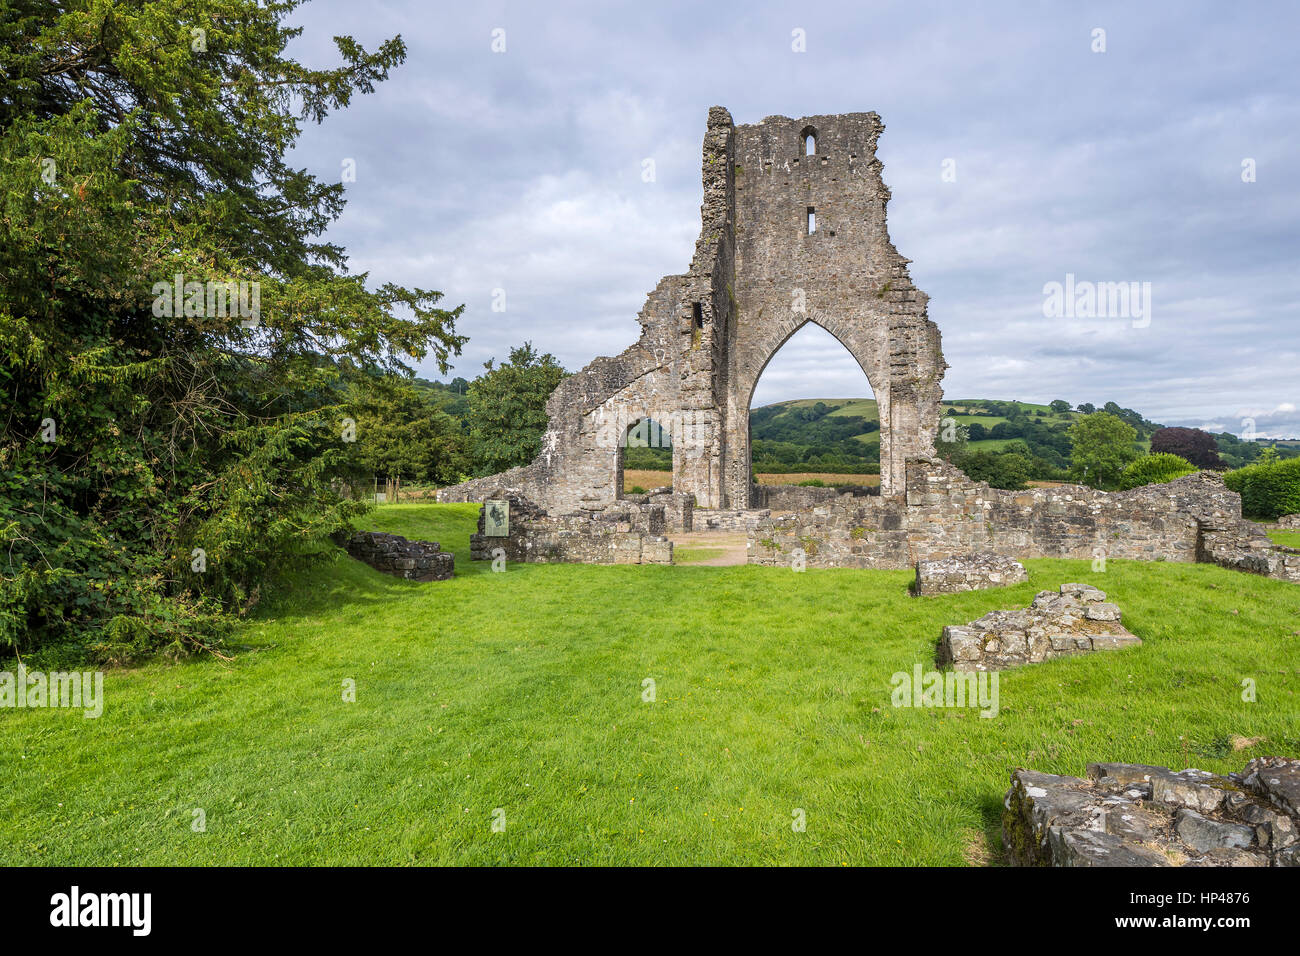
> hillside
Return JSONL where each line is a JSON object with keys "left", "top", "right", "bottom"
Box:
{"left": 746, "top": 397, "right": 1295, "bottom": 477}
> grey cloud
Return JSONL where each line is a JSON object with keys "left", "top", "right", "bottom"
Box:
{"left": 286, "top": 0, "right": 1298, "bottom": 436}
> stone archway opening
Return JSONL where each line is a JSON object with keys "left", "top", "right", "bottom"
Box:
{"left": 746, "top": 322, "right": 881, "bottom": 502}
{"left": 618, "top": 417, "right": 673, "bottom": 496}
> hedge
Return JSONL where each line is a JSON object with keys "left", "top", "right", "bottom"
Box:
{"left": 1224, "top": 458, "right": 1300, "bottom": 519}
{"left": 1119, "top": 453, "right": 1197, "bottom": 490}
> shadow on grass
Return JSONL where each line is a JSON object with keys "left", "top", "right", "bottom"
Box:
{"left": 977, "top": 791, "right": 1009, "bottom": 867}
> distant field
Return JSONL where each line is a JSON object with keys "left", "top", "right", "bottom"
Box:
{"left": 623, "top": 468, "right": 672, "bottom": 491}
{"left": 623, "top": 470, "right": 880, "bottom": 492}
{"left": 754, "top": 472, "right": 880, "bottom": 487}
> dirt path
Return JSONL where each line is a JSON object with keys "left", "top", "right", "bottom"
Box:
{"left": 669, "top": 531, "right": 749, "bottom": 566}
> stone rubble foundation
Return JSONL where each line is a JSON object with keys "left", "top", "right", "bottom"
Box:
{"left": 938, "top": 583, "right": 1139, "bottom": 671}
{"left": 1003, "top": 757, "right": 1300, "bottom": 867}
{"left": 913, "top": 552, "right": 1027, "bottom": 595}
{"left": 346, "top": 532, "right": 454, "bottom": 582}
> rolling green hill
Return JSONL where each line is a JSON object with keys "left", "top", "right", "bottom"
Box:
{"left": 748, "top": 398, "right": 1295, "bottom": 478}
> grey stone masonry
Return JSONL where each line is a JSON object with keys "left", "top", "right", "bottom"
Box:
{"left": 468, "top": 495, "right": 673, "bottom": 565}
{"left": 913, "top": 553, "right": 1027, "bottom": 596}
{"left": 1198, "top": 515, "right": 1300, "bottom": 583}
{"left": 938, "top": 583, "right": 1139, "bottom": 671}
{"left": 346, "top": 532, "right": 454, "bottom": 582}
{"left": 1003, "top": 757, "right": 1300, "bottom": 867}
{"left": 693, "top": 509, "right": 770, "bottom": 532}
{"left": 751, "top": 483, "right": 876, "bottom": 511}
{"left": 751, "top": 461, "right": 1261, "bottom": 570}
{"left": 439, "top": 107, "right": 943, "bottom": 513}
{"left": 1277, "top": 514, "right": 1300, "bottom": 529}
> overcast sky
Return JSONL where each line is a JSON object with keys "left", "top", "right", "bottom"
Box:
{"left": 287, "top": 0, "right": 1299, "bottom": 437}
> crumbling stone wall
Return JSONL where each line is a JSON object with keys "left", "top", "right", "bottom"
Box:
{"left": 346, "top": 532, "right": 454, "bottom": 582}
{"left": 751, "top": 483, "right": 876, "bottom": 511}
{"left": 938, "top": 583, "right": 1139, "bottom": 671}
{"left": 1004, "top": 757, "right": 1300, "bottom": 867}
{"left": 468, "top": 495, "right": 673, "bottom": 565}
{"left": 750, "top": 461, "right": 1243, "bottom": 570}
{"left": 439, "top": 106, "right": 944, "bottom": 513}
{"left": 914, "top": 553, "right": 1027, "bottom": 596}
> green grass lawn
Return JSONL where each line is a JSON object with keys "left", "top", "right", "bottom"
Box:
{"left": 1270, "top": 530, "right": 1300, "bottom": 549}
{"left": 673, "top": 547, "right": 726, "bottom": 564}
{"left": 2, "top": 502, "right": 1297, "bottom": 866}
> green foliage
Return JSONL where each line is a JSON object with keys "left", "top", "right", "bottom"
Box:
{"left": 623, "top": 446, "right": 673, "bottom": 470}
{"left": 1119, "top": 453, "right": 1197, "bottom": 490}
{"left": 956, "top": 449, "right": 1033, "bottom": 490}
{"left": 0, "top": 1, "right": 464, "bottom": 661}
{"left": 350, "top": 376, "right": 469, "bottom": 484}
{"left": 1068, "top": 413, "right": 1139, "bottom": 488}
{"left": 749, "top": 400, "right": 880, "bottom": 472}
{"left": 468, "top": 343, "right": 567, "bottom": 475}
{"left": 1225, "top": 458, "right": 1300, "bottom": 519}
{"left": 934, "top": 416, "right": 968, "bottom": 463}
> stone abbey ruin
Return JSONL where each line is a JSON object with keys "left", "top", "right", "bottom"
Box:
{"left": 439, "top": 107, "right": 1299, "bottom": 585}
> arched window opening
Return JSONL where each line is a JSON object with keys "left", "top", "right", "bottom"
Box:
{"left": 800, "top": 126, "right": 818, "bottom": 156}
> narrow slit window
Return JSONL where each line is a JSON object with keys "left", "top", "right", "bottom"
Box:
{"left": 804, "top": 134, "right": 815, "bottom": 156}
{"left": 692, "top": 302, "right": 704, "bottom": 330}
{"left": 807, "top": 207, "right": 816, "bottom": 234}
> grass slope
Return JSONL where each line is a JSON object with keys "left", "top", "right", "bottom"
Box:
{"left": 2, "top": 503, "right": 1297, "bottom": 865}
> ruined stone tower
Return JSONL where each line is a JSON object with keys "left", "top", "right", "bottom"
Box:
{"left": 440, "top": 107, "right": 947, "bottom": 512}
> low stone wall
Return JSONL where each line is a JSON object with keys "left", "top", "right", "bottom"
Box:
{"left": 346, "top": 532, "right": 454, "bottom": 581}
{"left": 751, "top": 483, "right": 876, "bottom": 511}
{"left": 693, "top": 508, "right": 770, "bottom": 532}
{"left": 939, "top": 583, "right": 1139, "bottom": 671}
{"left": 1276, "top": 514, "right": 1300, "bottom": 530}
{"left": 750, "top": 460, "right": 1245, "bottom": 570}
{"left": 1200, "top": 516, "right": 1300, "bottom": 583}
{"left": 913, "top": 553, "right": 1027, "bottom": 595}
{"left": 435, "top": 465, "right": 537, "bottom": 505}
{"left": 468, "top": 495, "right": 673, "bottom": 565}
{"left": 639, "top": 492, "right": 694, "bottom": 532}
{"left": 1003, "top": 757, "right": 1300, "bottom": 867}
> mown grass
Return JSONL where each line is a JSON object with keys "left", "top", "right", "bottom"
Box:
{"left": 673, "top": 548, "right": 726, "bottom": 564}
{"left": 1270, "top": 530, "right": 1300, "bottom": 548}
{"left": 2, "top": 502, "right": 1297, "bottom": 865}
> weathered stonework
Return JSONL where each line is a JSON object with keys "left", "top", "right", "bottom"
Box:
{"left": 938, "top": 583, "right": 1139, "bottom": 671}
{"left": 913, "top": 553, "right": 1027, "bottom": 596}
{"left": 468, "top": 495, "right": 673, "bottom": 565}
{"left": 1200, "top": 515, "right": 1300, "bottom": 583}
{"left": 1276, "top": 514, "right": 1300, "bottom": 530}
{"left": 1003, "top": 757, "right": 1300, "bottom": 867}
{"left": 346, "top": 532, "right": 454, "bottom": 582}
{"left": 434, "top": 106, "right": 1298, "bottom": 581}
{"left": 751, "top": 462, "right": 1255, "bottom": 569}
{"left": 751, "top": 483, "right": 877, "bottom": 511}
{"left": 439, "top": 107, "right": 944, "bottom": 513}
